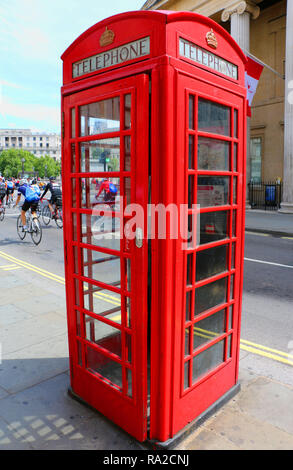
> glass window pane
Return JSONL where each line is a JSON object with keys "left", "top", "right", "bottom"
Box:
{"left": 72, "top": 213, "right": 78, "bottom": 241}
{"left": 125, "top": 258, "right": 131, "bottom": 292}
{"left": 227, "top": 334, "right": 232, "bottom": 358}
{"left": 76, "top": 310, "right": 81, "bottom": 336}
{"left": 71, "top": 108, "right": 76, "bottom": 138}
{"left": 234, "top": 109, "right": 238, "bottom": 138}
{"left": 195, "top": 277, "right": 227, "bottom": 316}
{"left": 230, "top": 274, "right": 235, "bottom": 300}
{"left": 80, "top": 97, "right": 120, "bottom": 137}
{"left": 126, "top": 369, "right": 132, "bottom": 398}
{"left": 189, "top": 95, "right": 194, "bottom": 130}
{"left": 193, "top": 308, "right": 226, "bottom": 350}
{"left": 125, "top": 332, "right": 132, "bottom": 363}
{"left": 189, "top": 135, "right": 195, "bottom": 169}
{"left": 196, "top": 244, "right": 228, "bottom": 282}
{"left": 184, "top": 361, "right": 190, "bottom": 390}
{"left": 85, "top": 315, "right": 122, "bottom": 357}
{"left": 232, "top": 210, "right": 237, "bottom": 237}
{"left": 185, "top": 327, "right": 191, "bottom": 356}
{"left": 186, "top": 291, "right": 191, "bottom": 322}
{"left": 124, "top": 177, "right": 131, "bottom": 207}
{"left": 74, "top": 279, "right": 80, "bottom": 306}
{"left": 86, "top": 346, "right": 122, "bottom": 389}
{"left": 233, "top": 178, "right": 237, "bottom": 204}
{"left": 83, "top": 282, "right": 121, "bottom": 324}
{"left": 82, "top": 248, "right": 121, "bottom": 287}
{"left": 73, "top": 246, "right": 79, "bottom": 274}
{"left": 231, "top": 243, "right": 236, "bottom": 269}
{"left": 198, "top": 210, "right": 229, "bottom": 245}
{"left": 71, "top": 178, "right": 77, "bottom": 208}
{"left": 71, "top": 144, "right": 76, "bottom": 173}
{"left": 234, "top": 143, "right": 238, "bottom": 172}
{"left": 81, "top": 213, "right": 120, "bottom": 251}
{"left": 198, "top": 137, "right": 230, "bottom": 171}
{"left": 124, "top": 94, "right": 131, "bottom": 130}
{"left": 197, "top": 176, "right": 229, "bottom": 207}
{"left": 198, "top": 99, "right": 230, "bottom": 136}
{"left": 125, "top": 297, "right": 131, "bottom": 328}
{"left": 80, "top": 138, "right": 120, "bottom": 173}
{"left": 124, "top": 135, "right": 131, "bottom": 171}
{"left": 81, "top": 177, "right": 120, "bottom": 211}
{"left": 188, "top": 175, "right": 194, "bottom": 208}
{"left": 77, "top": 341, "right": 82, "bottom": 366}
{"left": 228, "top": 305, "right": 233, "bottom": 330}
{"left": 186, "top": 253, "right": 193, "bottom": 286}
{"left": 192, "top": 339, "right": 225, "bottom": 382}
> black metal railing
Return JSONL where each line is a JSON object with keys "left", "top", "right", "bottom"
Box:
{"left": 248, "top": 181, "right": 283, "bottom": 210}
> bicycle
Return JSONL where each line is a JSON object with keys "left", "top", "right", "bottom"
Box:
{"left": 0, "top": 201, "right": 5, "bottom": 222}
{"left": 6, "top": 193, "right": 13, "bottom": 208}
{"left": 36, "top": 201, "right": 42, "bottom": 218}
{"left": 17, "top": 208, "right": 42, "bottom": 245}
{"left": 41, "top": 198, "right": 63, "bottom": 229}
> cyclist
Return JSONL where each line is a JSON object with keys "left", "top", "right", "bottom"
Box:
{"left": 14, "top": 179, "right": 41, "bottom": 232}
{"left": 95, "top": 178, "right": 117, "bottom": 203}
{"left": 0, "top": 178, "right": 6, "bottom": 209}
{"left": 40, "top": 176, "right": 62, "bottom": 219}
{"left": 5, "top": 178, "right": 14, "bottom": 205}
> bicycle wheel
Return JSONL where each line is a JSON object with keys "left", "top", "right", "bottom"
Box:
{"left": 31, "top": 217, "right": 42, "bottom": 245}
{"left": 55, "top": 208, "right": 63, "bottom": 229}
{"left": 17, "top": 215, "right": 26, "bottom": 240}
{"left": 42, "top": 206, "right": 51, "bottom": 225}
{"left": 36, "top": 202, "right": 42, "bottom": 218}
{"left": 0, "top": 209, "right": 4, "bottom": 222}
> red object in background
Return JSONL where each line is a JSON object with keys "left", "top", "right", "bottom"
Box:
{"left": 245, "top": 56, "right": 264, "bottom": 117}
{"left": 61, "top": 10, "right": 247, "bottom": 444}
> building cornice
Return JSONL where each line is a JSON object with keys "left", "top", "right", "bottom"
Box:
{"left": 221, "top": 1, "right": 260, "bottom": 22}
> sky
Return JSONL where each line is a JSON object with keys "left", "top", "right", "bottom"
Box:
{"left": 0, "top": 0, "right": 145, "bottom": 134}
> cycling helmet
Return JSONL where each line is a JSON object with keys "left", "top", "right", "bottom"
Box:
{"left": 32, "top": 179, "right": 37, "bottom": 185}
{"left": 49, "top": 176, "right": 55, "bottom": 181}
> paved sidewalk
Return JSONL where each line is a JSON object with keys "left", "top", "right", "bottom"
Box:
{"left": 245, "top": 210, "right": 293, "bottom": 237}
{"left": 0, "top": 252, "right": 293, "bottom": 450}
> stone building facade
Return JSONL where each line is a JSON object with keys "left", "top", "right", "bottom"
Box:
{"left": 141, "top": 0, "right": 293, "bottom": 212}
{"left": 0, "top": 129, "right": 61, "bottom": 161}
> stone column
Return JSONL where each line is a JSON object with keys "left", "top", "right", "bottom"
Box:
{"left": 222, "top": 1, "right": 260, "bottom": 206}
{"left": 280, "top": 0, "right": 293, "bottom": 213}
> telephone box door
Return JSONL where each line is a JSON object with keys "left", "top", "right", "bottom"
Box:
{"left": 171, "top": 72, "right": 245, "bottom": 437}
{"left": 63, "top": 74, "right": 149, "bottom": 441}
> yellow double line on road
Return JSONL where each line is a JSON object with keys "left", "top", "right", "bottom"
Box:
{"left": 0, "top": 250, "right": 120, "bottom": 305}
{"left": 190, "top": 326, "right": 293, "bottom": 367}
{"left": 240, "top": 338, "right": 293, "bottom": 367}
{"left": 0, "top": 264, "right": 21, "bottom": 271}
{"left": 0, "top": 249, "right": 292, "bottom": 367}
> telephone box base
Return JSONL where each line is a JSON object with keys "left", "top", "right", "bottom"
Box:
{"left": 68, "top": 382, "right": 240, "bottom": 448}
{"left": 147, "top": 382, "right": 241, "bottom": 450}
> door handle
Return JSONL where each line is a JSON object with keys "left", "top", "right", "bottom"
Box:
{"left": 135, "top": 227, "right": 143, "bottom": 248}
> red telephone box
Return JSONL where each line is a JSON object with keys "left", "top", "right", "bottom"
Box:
{"left": 61, "top": 10, "right": 247, "bottom": 445}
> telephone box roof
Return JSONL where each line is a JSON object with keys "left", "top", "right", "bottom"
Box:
{"left": 61, "top": 10, "right": 247, "bottom": 64}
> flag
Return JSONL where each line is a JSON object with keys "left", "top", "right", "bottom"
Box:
{"left": 245, "top": 56, "right": 264, "bottom": 117}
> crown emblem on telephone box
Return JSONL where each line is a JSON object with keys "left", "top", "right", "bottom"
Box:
{"left": 206, "top": 29, "right": 218, "bottom": 49}
{"left": 100, "top": 27, "right": 115, "bottom": 47}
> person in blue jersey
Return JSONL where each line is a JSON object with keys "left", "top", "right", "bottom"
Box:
{"left": 14, "top": 179, "right": 40, "bottom": 232}
{"left": 5, "top": 177, "right": 15, "bottom": 204}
